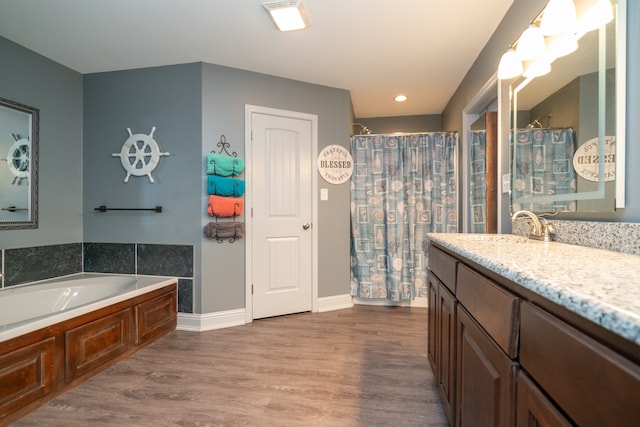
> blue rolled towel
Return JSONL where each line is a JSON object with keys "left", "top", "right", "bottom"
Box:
{"left": 207, "top": 176, "right": 245, "bottom": 196}
{"left": 207, "top": 153, "right": 245, "bottom": 176}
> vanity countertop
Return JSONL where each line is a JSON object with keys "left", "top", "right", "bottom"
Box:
{"left": 427, "top": 233, "right": 640, "bottom": 346}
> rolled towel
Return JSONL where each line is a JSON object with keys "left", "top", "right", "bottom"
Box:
{"left": 206, "top": 153, "right": 245, "bottom": 176}
{"left": 207, "top": 195, "right": 243, "bottom": 217}
{"left": 203, "top": 222, "right": 245, "bottom": 239}
{"left": 207, "top": 176, "right": 245, "bottom": 197}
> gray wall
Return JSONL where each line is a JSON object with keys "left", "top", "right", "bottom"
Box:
{"left": 442, "top": 0, "right": 640, "bottom": 222}
{"left": 0, "top": 36, "right": 83, "bottom": 249}
{"left": 82, "top": 64, "right": 203, "bottom": 247}
{"left": 200, "top": 63, "right": 352, "bottom": 313}
{"left": 353, "top": 114, "right": 442, "bottom": 135}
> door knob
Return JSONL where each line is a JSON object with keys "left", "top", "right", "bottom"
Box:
{"left": 303, "top": 223, "right": 311, "bottom": 230}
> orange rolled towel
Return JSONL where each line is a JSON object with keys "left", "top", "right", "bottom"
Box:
{"left": 208, "top": 195, "right": 243, "bottom": 217}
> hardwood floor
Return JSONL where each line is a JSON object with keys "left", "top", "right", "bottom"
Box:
{"left": 12, "top": 305, "right": 448, "bottom": 427}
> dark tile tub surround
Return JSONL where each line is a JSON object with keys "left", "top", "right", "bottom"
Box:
{"left": 84, "top": 242, "right": 136, "bottom": 274}
{"left": 178, "top": 278, "right": 194, "bottom": 313}
{"left": 4, "top": 243, "right": 83, "bottom": 287}
{"left": 137, "top": 244, "right": 194, "bottom": 277}
{"left": 82, "top": 242, "right": 194, "bottom": 313}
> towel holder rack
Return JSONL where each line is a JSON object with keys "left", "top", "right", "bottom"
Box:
{"left": 95, "top": 205, "right": 162, "bottom": 213}
{"left": 212, "top": 134, "right": 237, "bottom": 157}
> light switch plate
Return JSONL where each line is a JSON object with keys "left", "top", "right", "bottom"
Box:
{"left": 320, "top": 188, "right": 328, "bottom": 200}
{"left": 502, "top": 174, "right": 511, "bottom": 193}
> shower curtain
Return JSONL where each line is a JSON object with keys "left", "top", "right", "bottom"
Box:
{"left": 470, "top": 130, "right": 487, "bottom": 233}
{"left": 512, "top": 128, "right": 577, "bottom": 212}
{"left": 350, "top": 132, "right": 458, "bottom": 302}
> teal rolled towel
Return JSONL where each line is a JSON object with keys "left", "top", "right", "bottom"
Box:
{"left": 207, "top": 176, "right": 245, "bottom": 197}
{"left": 207, "top": 153, "right": 245, "bottom": 176}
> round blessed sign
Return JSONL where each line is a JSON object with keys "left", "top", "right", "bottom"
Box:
{"left": 317, "top": 144, "right": 353, "bottom": 184}
{"left": 572, "top": 136, "right": 616, "bottom": 182}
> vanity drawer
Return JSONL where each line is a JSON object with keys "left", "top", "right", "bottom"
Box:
{"left": 520, "top": 302, "right": 640, "bottom": 427}
{"left": 456, "top": 263, "right": 520, "bottom": 358}
{"left": 429, "top": 245, "right": 457, "bottom": 293}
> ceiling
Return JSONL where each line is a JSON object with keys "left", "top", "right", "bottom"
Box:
{"left": 0, "top": 0, "right": 514, "bottom": 118}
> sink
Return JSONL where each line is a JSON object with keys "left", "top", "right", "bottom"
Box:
{"left": 456, "top": 234, "right": 530, "bottom": 244}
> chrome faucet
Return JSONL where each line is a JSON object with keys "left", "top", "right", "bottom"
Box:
{"left": 511, "top": 210, "right": 555, "bottom": 242}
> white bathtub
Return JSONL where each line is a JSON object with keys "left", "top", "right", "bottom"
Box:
{"left": 0, "top": 273, "right": 177, "bottom": 342}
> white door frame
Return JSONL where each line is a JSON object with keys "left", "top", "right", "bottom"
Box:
{"left": 461, "top": 72, "right": 510, "bottom": 233}
{"left": 244, "top": 104, "right": 319, "bottom": 323}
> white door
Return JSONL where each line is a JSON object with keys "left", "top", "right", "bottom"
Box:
{"left": 247, "top": 108, "right": 315, "bottom": 319}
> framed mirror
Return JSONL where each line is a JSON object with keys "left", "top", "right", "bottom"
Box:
{"left": 507, "top": 0, "right": 625, "bottom": 213}
{"left": 0, "top": 96, "right": 39, "bottom": 229}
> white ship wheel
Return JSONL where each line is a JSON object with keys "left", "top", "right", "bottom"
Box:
{"left": 4, "top": 134, "right": 30, "bottom": 185}
{"left": 112, "top": 126, "right": 169, "bottom": 183}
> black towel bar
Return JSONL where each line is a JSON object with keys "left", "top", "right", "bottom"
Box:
{"left": 95, "top": 205, "right": 162, "bottom": 213}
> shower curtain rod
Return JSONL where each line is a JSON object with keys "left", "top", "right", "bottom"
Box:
{"left": 352, "top": 131, "right": 452, "bottom": 136}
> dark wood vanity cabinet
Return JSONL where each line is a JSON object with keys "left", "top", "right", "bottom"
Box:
{"left": 456, "top": 306, "right": 517, "bottom": 427}
{"left": 429, "top": 245, "right": 519, "bottom": 427}
{"left": 429, "top": 242, "right": 640, "bottom": 427}
{"left": 428, "top": 274, "right": 457, "bottom": 424}
{"left": 516, "top": 371, "right": 573, "bottom": 427}
{"left": 520, "top": 302, "right": 640, "bottom": 427}
{"left": 428, "top": 247, "right": 458, "bottom": 425}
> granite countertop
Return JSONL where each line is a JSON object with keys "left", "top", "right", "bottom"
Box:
{"left": 427, "top": 233, "right": 640, "bottom": 346}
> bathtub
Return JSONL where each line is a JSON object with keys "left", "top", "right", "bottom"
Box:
{"left": 0, "top": 273, "right": 176, "bottom": 343}
{"left": 0, "top": 273, "right": 177, "bottom": 424}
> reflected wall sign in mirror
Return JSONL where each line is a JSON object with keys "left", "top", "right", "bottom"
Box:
{"left": 0, "top": 96, "right": 39, "bottom": 229}
{"left": 504, "top": 0, "right": 625, "bottom": 213}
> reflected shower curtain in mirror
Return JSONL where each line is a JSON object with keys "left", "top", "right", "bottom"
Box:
{"left": 512, "top": 128, "right": 577, "bottom": 212}
{"left": 470, "top": 130, "right": 487, "bottom": 233}
{"left": 350, "top": 132, "right": 458, "bottom": 302}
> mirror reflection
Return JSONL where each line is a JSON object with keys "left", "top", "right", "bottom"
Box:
{"left": 506, "top": 0, "right": 621, "bottom": 213}
{"left": 0, "top": 97, "right": 38, "bottom": 229}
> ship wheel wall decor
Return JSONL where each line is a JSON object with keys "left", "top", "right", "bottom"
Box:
{"left": 4, "top": 133, "right": 30, "bottom": 185}
{"left": 112, "top": 126, "right": 170, "bottom": 183}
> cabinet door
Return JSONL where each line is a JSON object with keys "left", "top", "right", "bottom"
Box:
{"left": 516, "top": 371, "right": 572, "bottom": 427}
{"left": 456, "top": 306, "right": 517, "bottom": 427}
{"left": 437, "top": 281, "right": 456, "bottom": 425}
{"left": 427, "top": 273, "right": 438, "bottom": 371}
{"left": 520, "top": 302, "right": 640, "bottom": 427}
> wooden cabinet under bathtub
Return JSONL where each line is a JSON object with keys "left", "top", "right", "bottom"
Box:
{"left": 427, "top": 243, "right": 640, "bottom": 427}
{"left": 0, "top": 283, "right": 177, "bottom": 425}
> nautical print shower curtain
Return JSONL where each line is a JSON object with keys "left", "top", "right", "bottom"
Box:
{"left": 512, "top": 128, "right": 577, "bottom": 212}
{"left": 350, "top": 132, "right": 458, "bottom": 302}
{"left": 470, "top": 130, "right": 487, "bottom": 233}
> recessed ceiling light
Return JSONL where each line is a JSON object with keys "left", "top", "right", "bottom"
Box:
{"left": 394, "top": 95, "right": 408, "bottom": 102}
{"left": 263, "top": 0, "right": 311, "bottom": 32}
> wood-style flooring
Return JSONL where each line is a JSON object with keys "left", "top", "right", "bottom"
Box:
{"left": 12, "top": 305, "right": 448, "bottom": 427}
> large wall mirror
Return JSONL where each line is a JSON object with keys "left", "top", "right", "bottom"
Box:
{"left": 0, "top": 96, "right": 39, "bottom": 229}
{"left": 504, "top": 0, "right": 625, "bottom": 213}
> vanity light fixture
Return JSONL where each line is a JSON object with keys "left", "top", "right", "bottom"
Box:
{"left": 576, "top": 0, "right": 613, "bottom": 35}
{"left": 522, "top": 58, "right": 552, "bottom": 78}
{"left": 515, "top": 25, "right": 546, "bottom": 61}
{"left": 394, "top": 95, "right": 408, "bottom": 102}
{"left": 263, "top": 0, "right": 311, "bottom": 32}
{"left": 498, "top": 0, "right": 615, "bottom": 80}
{"left": 497, "top": 49, "right": 524, "bottom": 79}
{"left": 540, "top": 0, "right": 577, "bottom": 36}
{"left": 545, "top": 31, "right": 578, "bottom": 59}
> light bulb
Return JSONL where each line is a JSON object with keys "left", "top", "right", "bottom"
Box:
{"left": 498, "top": 50, "right": 523, "bottom": 79}
{"left": 540, "top": 0, "right": 578, "bottom": 36}
{"left": 516, "top": 26, "right": 546, "bottom": 61}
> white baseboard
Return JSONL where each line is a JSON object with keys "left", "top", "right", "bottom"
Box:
{"left": 177, "top": 308, "right": 246, "bottom": 332}
{"left": 353, "top": 296, "right": 427, "bottom": 308}
{"left": 176, "top": 294, "right": 421, "bottom": 332}
{"left": 317, "top": 293, "right": 354, "bottom": 312}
